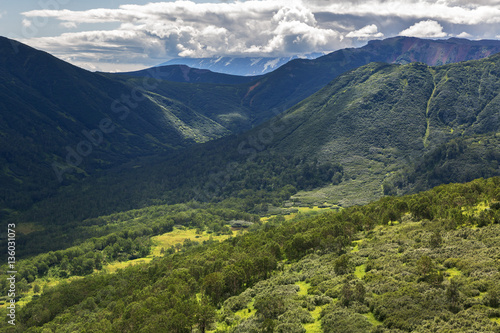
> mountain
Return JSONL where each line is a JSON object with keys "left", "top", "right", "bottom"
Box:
{"left": 3, "top": 35, "right": 500, "bottom": 220}
{"left": 239, "top": 37, "right": 500, "bottom": 122}
{"left": 3, "top": 33, "right": 500, "bottom": 332}
{"left": 3, "top": 38, "right": 500, "bottom": 332}
{"left": 124, "top": 37, "right": 500, "bottom": 133}
{"left": 117, "top": 64, "right": 262, "bottom": 85}
{"left": 0, "top": 37, "right": 253, "bottom": 213}
{"left": 157, "top": 53, "right": 323, "bottom": 76}
{"left": 13, "top": 52, "right": 500, "bottom": 234}
{"left": 247, "top": 52, "right": 500, "bottom": 205}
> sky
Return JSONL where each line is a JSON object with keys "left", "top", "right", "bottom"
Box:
{"left": 1, "top": 0, "right": 500, "bottom": 72}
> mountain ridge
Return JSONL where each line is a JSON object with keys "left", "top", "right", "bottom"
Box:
{"left": 2, "top": 35, "right": 500, "bottom": 217}
{"left": 11, "top": 52, "right": 500, "bottom": 229}
{"left": 157, "top": 53, "right": 324, "bottom": 76}
{"left": 116, "top": 64, "right": 262, "bottom": 85}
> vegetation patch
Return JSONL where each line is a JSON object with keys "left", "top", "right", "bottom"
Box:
{"left": 445, "top": 267, "right": 461, "bottom": 279}
{"left": 295, "top": 281, "right": 311, "bottom": 296}
{"left": 150, "top": 227, "right": 234, "bottom": 256}
{"left": 303, "top": 304, "right": 327, "bottom": 333}
{"left": 363, "top": 312, "right": 382, "bottom": 326}
{"left": 16, "top": 222, "right": 44, "bottom": 235}
{"left": 354, "top": 264, "right": 366, "bottom": 279}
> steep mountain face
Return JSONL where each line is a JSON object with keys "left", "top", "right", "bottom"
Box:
{"left": 15, "top": 53, "right": 500, "bottom": 226}
{"left": 239, "top": 37, "right": 500, "bottom": 122}
{"left": 273, "top": 52, "right": 500, "bottom": 159}
{"left": 157, "top": 54, "right": 323, "bottom": 76}
{"left": 118, "top": 64, "right": 262, "bottom": 85}
{"left": 112, "top": 37, "right": 500, "bottom": 132}
{"left": 253, "top": 53, "right": 500, "bottom": 204}
{"left": 0, "top": 37, "right": 237, "bottom": 211}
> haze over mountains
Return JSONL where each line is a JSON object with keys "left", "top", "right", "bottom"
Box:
{"left": 157, "top": 37, "right": 500, "bottom": 77}
{"left": 118, "top": 65, "right": 262, "bottom": 85}
{"left": 157, "top": 54, "right": 324, "bottom": 76}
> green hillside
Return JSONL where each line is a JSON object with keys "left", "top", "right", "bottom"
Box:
{"left": 2, "top": 177, "right": 499, "bottom": 332}
{"left": 111, "top": 37, "right": 500, "bottom": 131}
{"left": 2, "top": 36, "right": 500, "bottom": 218}
{"left": 8, "top": 52, "right": 500, "bottom": 258}
{"left": 238, "top": 36, "right": 500, "bottom": 124}
{"left": 0, "top": 37, "right": 252, "bottom": 214}
{"left": 260, "top": 54, "right": 500, "bottom": 205}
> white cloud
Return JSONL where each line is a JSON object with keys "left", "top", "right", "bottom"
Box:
{"left": 312, "top": 1, "right": 500, "bottom": 25}
{"left": 61, "top": 22, "right": 78, "bottom": 29}
{"left": 22, "top": 19, "right": 32, "bottom": 28}
{"left": 399, "top": 20, "right": 448, "bottom": 38}
{"left": 346, "top": 24, "right": 384, "bottom": 39}
{"left": 18, "top": 0, "right": 500, "bottom": 70}
{"left": 21, "top": 0, "right": 349, "bottom": 67}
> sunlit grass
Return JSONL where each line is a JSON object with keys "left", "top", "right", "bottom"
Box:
{"left": 234, "top": 299, "right": 256, "bottom": 320}
{"left": 351, "top": 240, "right": 363, "bottom": 253}
{"left": 295, "top": 281, "right": 311, "bottom": 296}
{"left": 105, "top": 227, "right": 233, "bottom": 271}
{"left": 150, "top": 227, "right": 234, "bottom": 256}
{"left": 304, "top": 304, "right": 327, "bottom": 332}
{"left": 445, "top": 267, "right": 461, "bottom": 279}
{"left": 490, "top": 317, "right": 500, "bottom": 325}
{"left": 262, "top": 206, "right": 337, "bottom": 222}
{"left": 462, "top": 201, "right": 489, "bottom": 217}
{"left": 363, "top": 312, "right": 383, "bottom": 326}
{"left": 355, "top": 264, "right": 366, "bottom": 279}
{"left": 103, "top": 257, "right": 153, "bottom": 273}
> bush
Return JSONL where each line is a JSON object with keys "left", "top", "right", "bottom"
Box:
{"left": 275, "top": 323, "right": 306, "bottom": 333}
{"left": 321, "top": 306, "right": 373, "bottom": 333}
{"left": 223, "top": 294, "right": 252, "bottom": 312}
{"left": 334, "top": 255, "right": 351, "bottom": 275}
{"left": 278, "top": 307, "right": 314, "bottom": 324}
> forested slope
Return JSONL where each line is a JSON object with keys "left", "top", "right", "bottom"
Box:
{"left": 2, "top": 177, "right": 499, "bottom": 332}
{"left": 14, "top": 52, "right": 500, "bottom": 231}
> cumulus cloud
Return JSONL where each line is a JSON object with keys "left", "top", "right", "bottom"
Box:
{"left": 399, "top": 20, "right": 448, "bottom": 38}
{"left": 346, "top": 24, "right": 384, "bottom": 39}
{"left": 20, "top": 1, "right": 351, "bottom": 69}
{"left": 18, "top": 0, "right": 500, "bottom": 71}
{"left": 313, "top": 0, "right": 500, "bottom": 25}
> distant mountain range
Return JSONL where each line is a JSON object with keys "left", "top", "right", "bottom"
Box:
{"left": 121, "top": 37, "right": 500, "bottom": 130}
{"left": 118, "top": 65, "right": 262, "bottom": 85}
{"left": 157, "top": 54, "right": 324, "bottom": 76}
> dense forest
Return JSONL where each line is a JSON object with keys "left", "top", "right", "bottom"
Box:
{"left": 1, "top": 177, "right": 500, "bottom": 332}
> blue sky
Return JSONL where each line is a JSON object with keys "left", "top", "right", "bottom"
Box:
{"left": 2, "top": 0, "right": 500, "bottom": 72}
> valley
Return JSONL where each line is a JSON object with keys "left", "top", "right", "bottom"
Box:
{"left": 0, "top": 35, "right": 500, "bottom": 332}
